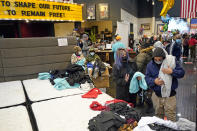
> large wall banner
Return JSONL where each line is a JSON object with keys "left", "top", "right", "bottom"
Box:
{"left": 0, "top": 0, "right": 82, "bottom": 21}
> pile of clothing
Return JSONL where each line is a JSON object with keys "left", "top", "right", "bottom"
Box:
{"left": 65, "top": 64, "right": 92, "bottom": 86}
{"left": 133, "top": 116, "right": 196, "bottom": 131}
{"left": 88, "top": 101, "right": 141, "bottom": 131}
{"left": 106, "top": 102, "right": 141, "bottom": 121}
{"left": 88, "top": 111, "right": 126, "bottom": 131}
{"left": 38, "top": 64, "right": 93, "bottom": 90}
{"left": 88, "top": 103, "right": 196, "bottom": 131}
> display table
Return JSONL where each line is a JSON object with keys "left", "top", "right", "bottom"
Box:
{"left": 95, "top": 49, "right": 114, "bottom": 67}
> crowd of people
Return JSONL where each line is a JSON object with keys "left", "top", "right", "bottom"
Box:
{"left": 73, "top": 32, "right": 197, "bottom": 122}
{"left": 112, "top": 32, "right": 196, "bottom": 122}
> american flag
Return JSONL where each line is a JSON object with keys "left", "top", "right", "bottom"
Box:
{"left": 181, "top": 0, "right": 197, "bottom": 18}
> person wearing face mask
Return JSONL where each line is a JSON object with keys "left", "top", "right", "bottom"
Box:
{"left": 82, "top": 34, "right": 91, "bottom": 57}
{"left": 71, "top": 46, "right": 85, "bottom": 64}
{"left": 113, "top": 48, "right": 138, "bottom": 105}
{"left": 112, "top": 36, "right": 126, "bottom": 60}
{"left": 86, "top": 48, "right": 101, "bottom": 77}
{"left": 165, "top": 34, "right": 182, "bottom": 61}
{"left": 145, "top": 47, "right": 185, "bottom": 121}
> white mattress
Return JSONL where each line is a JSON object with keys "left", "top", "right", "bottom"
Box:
{"left": 0, "top": 106, "right": 32, "bottom": 131}
{"left": 23, "top": 79, "right": 86, "bottom": 102}
{"left": 32, "top": 93, "right": 113, "bottom": 131}
{"left": 0, "top": 81, "right": 25, "bottom": 108}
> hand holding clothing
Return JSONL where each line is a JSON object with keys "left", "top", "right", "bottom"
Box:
{"left": 154, "top": 78, "right": 164, "bottom": 86}
{"left": 137, "top": 76, "right": 142, "bottom": 81}
{"left": 125, "top": 74, "right": 130, "bottom": 82}
{"left": 162, "top": 66, "right": 173, "bottom": 75}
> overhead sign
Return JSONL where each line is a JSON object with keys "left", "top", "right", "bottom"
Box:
{"left": 0, "top": 0, "right": 82, "bottom": 21}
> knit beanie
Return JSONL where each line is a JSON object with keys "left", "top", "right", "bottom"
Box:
{"left": 73, "top": 46, "right": 81, "bottom": 53}
{"left": 116, "top": 36, "right": 121, "bottom": 41}
{"left": 153, "top": 47, "right": 166, "bottom": 58}
{"left": 82, "top": 34, "right": 88, "bottom": 39}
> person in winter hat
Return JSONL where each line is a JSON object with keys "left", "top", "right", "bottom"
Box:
{"left": 71, "top": 46, "right": 85, "bottom": 64}
{"left": 112, "top": 36, "right": 126, "bottom": 60}
{"left": 165, "top": 34, "right": 182, "bottom": 61}
{"left": 82, "top": 34, "right": 91, "bottom": 56}
{"left": 145, "top": 47, "right": 185, "bottom": 121}
{"left": 113, "top": 48, "right": 138, "bottom": 105}
{"left": 85, "top": 47, "right": 101, "bottom": 77}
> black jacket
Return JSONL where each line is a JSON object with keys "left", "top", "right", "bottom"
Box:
{"left": 113, "top": 62, "right": 137, "bottom": 103}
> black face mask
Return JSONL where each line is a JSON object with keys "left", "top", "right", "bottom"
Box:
{"left": 122, "top": 56, "right": 127, "bottom": 62}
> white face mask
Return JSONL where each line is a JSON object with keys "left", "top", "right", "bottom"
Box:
{"left": 90, "top": 52, "right": 95, "bottom": 56}
{"left": 155, "top": 60, "right": 163, "bottom": 65}
{"left": 78, "top": 51, "right": 82, "bottom": 55}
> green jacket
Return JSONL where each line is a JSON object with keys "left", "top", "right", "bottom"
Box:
{"left": 136, "top": 47, "right": 153, "bottom": 73}
{"left": 86, "top": 54, "right": 100, "bottom": 64}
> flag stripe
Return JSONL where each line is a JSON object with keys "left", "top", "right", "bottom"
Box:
{"left": 181, "top": 0, "right": 183, "bottom": 18}
{"left": 181, "top": 0, "right": 197, "bottom": 18}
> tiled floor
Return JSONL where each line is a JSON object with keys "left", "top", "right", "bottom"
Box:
{"left": 176, "top": 59, "right": 196, "bottom": 122}
{"left": 106, "top": 59, "right": 197, "bottom": 122}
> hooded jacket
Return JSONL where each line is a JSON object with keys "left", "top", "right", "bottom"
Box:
{"left": 136, "top": 46, "right": 153, "bottom": 73}
{"left": 113, "top": 61, "right": 138, "bottom": 103}
{"left": 165, "top": 41, "right": 182, "bottom": 61}
{"left": 145, "top": 48, "right": 185, "bottom": 97}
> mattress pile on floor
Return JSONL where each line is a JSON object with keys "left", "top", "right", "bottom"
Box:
{"left": 32, "top": 93, "right": 113, "bottom": 131}
{"left": 1, "top": 79, "right": 195, "bottom": 131}
{"left": 0, "top": 81, "right": 25, "bottom": 108}
{"left": 0, "top": 106, "right": 32, "bottom": 131}
{"left": 0, "top": 81, "right": 32, "bottom": 131}
{"left": 23, "top": 79, "right": 86, "bottom": 102}
{"left": 0, "top": 79, "right": 113, "bottom": 131}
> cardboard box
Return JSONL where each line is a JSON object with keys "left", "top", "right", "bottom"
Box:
{"left": 93, "top": 76, "right": 109, "bottom": 88}
{"left": 92, "top": 67, "right": 110, "bottom": 88}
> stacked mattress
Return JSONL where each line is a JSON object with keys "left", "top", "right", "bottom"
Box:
{"left": 0, "top": 78, "right": 113, "bottom": 131}
{"left": 32, "top": 93, "right": 113, "bottom": 131}
{"left": 23, "top": 78, "right": 86, "bottom": 102}
{"left": 0, "top": 81, "right": 25, "bottom": 108}
{"left": 0, "top": 81, "right": 32, "bottom": 131}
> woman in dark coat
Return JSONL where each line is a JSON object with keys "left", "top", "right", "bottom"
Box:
{"left": 113, "top": 48, "right": 138, "bottom": 105}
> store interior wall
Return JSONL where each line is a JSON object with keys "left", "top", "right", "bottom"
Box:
{"left": 81, "top": 21, "right": 112, "bottom": 34}
{"left": 121, "top": 9, "right": 138, "bottom": 40}
{"left": 121, "top": 9, "right": 154, "bottom": 40}
{"left": 54, "top": 22, "right": 75, "bottom": 37}
{"left": 155, "top": 20, "right": 163, "bottom": 35}
{"left": 138, "top": 18, "right": 153, "bottom": 36}
{"left": 74, "top": 0, "right": 138, "bottom": 27}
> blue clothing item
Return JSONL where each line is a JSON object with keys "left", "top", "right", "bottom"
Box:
{"left": 176, "top": 39, "right": 181, "bottom": 44}
{"left": 129, "top": 72, "right": 148, "bottom": 94}
{"left": 76, "top": 58, "right": 86, "bottom": 70}
{"left": 145, "top": 60, "right": 185, "bottom": 97}
{"left": 165, "top": 42, "right": 182, "bottom": 61}
{"left": 87, "top": 63, "right": 94, "bottom": 69}
{"left": 112, "top": 41, "right": 126, "bottom": 60}
{"left": 38, "top": 72, "right": 51, "bottom": 80}
{"left": 54, "top": 78, "right": 80, "bottom": 90}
